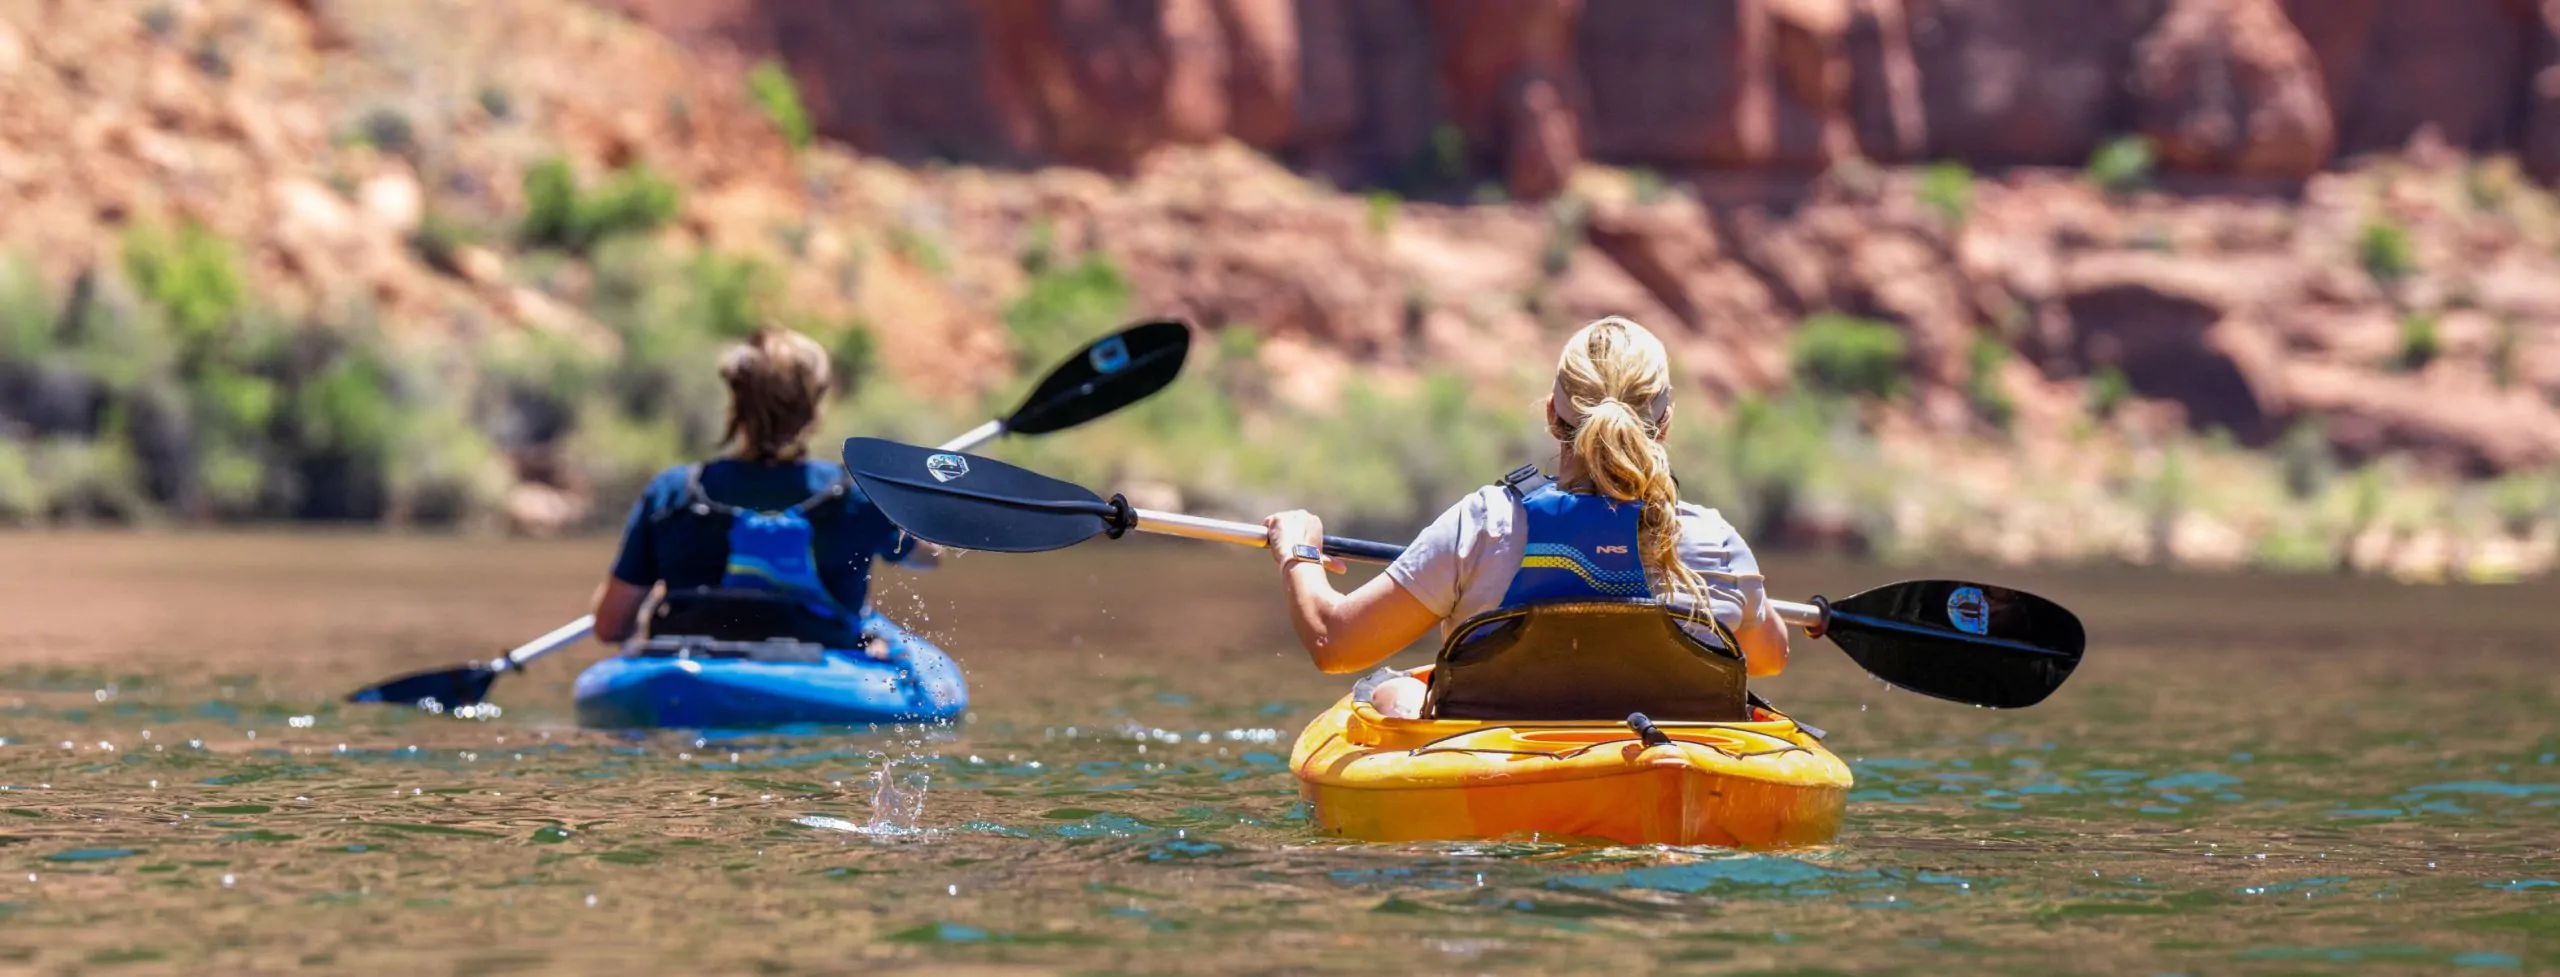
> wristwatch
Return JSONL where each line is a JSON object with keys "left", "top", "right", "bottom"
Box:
{"left": 1279, "top": 543, "right": 1326, "bottom": 571}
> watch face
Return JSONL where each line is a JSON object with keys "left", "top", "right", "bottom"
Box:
{"left": 1295, "top": 544, "right": 1322, "bottom": 560}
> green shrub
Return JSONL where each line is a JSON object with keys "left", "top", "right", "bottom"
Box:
{"left": 408, "top": 211, "right": 476, "bottom": 276}
{"left": 2395, "top": 312, "right": 2439, "bottom": 372}
{"left": 2277, "top": 417, "right": 2335, "bottom": 500}
{"left": 357, "top": 107, "right": 416, "bottom": 156}
{"left": 1540, "top": 197, "right": 1586, "bottom": 279}
{"left": 1629, "top": 168, "right": 1667, "bottom": 204}
{"left": 829, "top": 320, "right": 879, "bottom": 385}
{"left": 1365, "top": 191, "right": 1398, "bottom": 238}
{"left": 747, "top": 60, "right": 815, "bottom": 150}
{"left": 516, "top": 158, "right": 682, "bottom": 254}
{"left": 887, "top": 226, "right": 949, "bottom": 277}
{"left": 2487, "top": 471, "right": 2557, "bottom": 537}
{"left": 2086, "top": 366, "right": 2133, "bottom": 420}
{"left": 0, "top": 437, "right": 41, "bottom": 523}
{"left": 1004, "top": 253, "right": 1130, "bottom": 373}
{"left": 0, "top": 259, "right": 55, "bottom": 362}
{"left": 1019, "top": 218, "right": 1057, "bottom": 275}
{"left": 1916, "top": 161, "right": 1974, "bottom": 226}
{"left": 1790, "top": 314, "right": 1907, "bottom": 399}
{"left": 477, "top": 85, "right": 514, "bottom": 122}
{"left": 1964, "top": 334, "right": 2015, "bottom": 429}
{"left": 121, "top": 221, "right": 244, "bottom": 351}
{"left": 2359, "top": 220, "right": 2415, "bottom": 287}
{"left": 682, "top": 251, "right": 780, "bottom": 338}
{"left": 2491, "top": 316, "right": 2522, "bottom": 389}
{"left": 2087, "top": 135, "right": 2156, "bottom": 194}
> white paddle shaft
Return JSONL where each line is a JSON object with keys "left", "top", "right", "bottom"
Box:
{"left": 1121, "top": 507, "right": 1828, "bottom": 630}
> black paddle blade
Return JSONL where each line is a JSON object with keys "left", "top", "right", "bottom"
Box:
{"left": 1821, "top": 580, "right": 2085, "bottom": 708}
{"left": 843, "top": 437, "right": 1120, "bottom": 553}
{"left": 1004, "top": 319, "right": 1191, "bottom": 436}
{"left": 346, "top": 663, "right": 500, "bottom": 709}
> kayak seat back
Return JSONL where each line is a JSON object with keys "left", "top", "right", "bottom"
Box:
{"left": 649, "top": 588, "right": 862, "bottom": 648}
{"left": 1421, "top": 601, "right": 1748, "bottom": 722}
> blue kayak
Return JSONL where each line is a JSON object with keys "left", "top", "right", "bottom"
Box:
{"left": 572, "top": 613, "right": 968, "bottom": 730}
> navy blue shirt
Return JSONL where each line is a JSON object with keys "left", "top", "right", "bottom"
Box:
{"left": 609, "top": 459, "right": 917, "bottom": 610}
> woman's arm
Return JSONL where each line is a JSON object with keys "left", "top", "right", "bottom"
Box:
{"left": 1265, "top": 511, "right": 1443, "bottom": 674}
{"left": 1735, "top": 602, "right": 1790, "bottom": 677}
{"left": 592, "top": 578, "right": 652, "bottom": 644}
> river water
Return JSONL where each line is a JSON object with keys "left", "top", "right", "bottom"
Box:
{"left": 0, "top": 532, "right": 2552, "bottom": 975}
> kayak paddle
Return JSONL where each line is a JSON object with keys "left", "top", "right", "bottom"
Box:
{"left": 346, "top": 318, "right": 1195, "bottom": 710}
{"left": 842, "top": 437, "right": 2086, "bottom": 709}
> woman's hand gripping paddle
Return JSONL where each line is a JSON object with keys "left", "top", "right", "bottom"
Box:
{"left": 843, "top": 438, "right": 2087, "bottom": 709}
{"left": 345, "top": 319, "right": 1195, "bottom": 710}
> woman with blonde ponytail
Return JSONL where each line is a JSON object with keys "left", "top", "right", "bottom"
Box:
{"left": 1262, "top": 316, "right": 1790, "bottom": 718}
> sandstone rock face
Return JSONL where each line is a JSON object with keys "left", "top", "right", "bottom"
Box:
{"left": 623, "top": 0, "right": 2560, "bottom": 195}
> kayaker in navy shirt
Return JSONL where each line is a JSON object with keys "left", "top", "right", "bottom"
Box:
{"left": 1258, "top": 316, "right": 1791, "bottom": 718}
{"left": 590, "top": 326, "right": 928, "bottom": 647}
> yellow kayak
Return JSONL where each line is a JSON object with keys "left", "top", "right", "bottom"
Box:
{"left": 1290, "top": 668, "right": 1852, "bottom": 848}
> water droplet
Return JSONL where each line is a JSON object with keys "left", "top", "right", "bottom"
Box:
{"left": 947, "top": 885, "right": 958, "bottom": 896}
{"left": 148, "top": 780, "right": 158, "bottom": 789}
{"left": 585, "top": 894, "right": 598, "bottom": 907}
{"left": 221, "top": 874, "right": 236, "bottom": 888}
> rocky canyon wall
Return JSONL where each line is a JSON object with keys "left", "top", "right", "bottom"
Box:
{"left": 610, "top": 0, "right": 2560, "bottom": 195}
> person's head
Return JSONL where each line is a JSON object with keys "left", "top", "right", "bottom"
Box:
{"left": 1545, "top": 316, "right": 1699, "bottom": 602}
{"left": 718, "top": 326, "right": 833, "bottom": 463}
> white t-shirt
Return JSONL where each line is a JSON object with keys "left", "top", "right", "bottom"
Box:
{"left": 1382, "top": 485, "right": 1771, "bottom": 644}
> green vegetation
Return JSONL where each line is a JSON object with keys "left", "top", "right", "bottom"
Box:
{"left": 2359, "top": 220, "right": 2416, "bottom": 287}
{"left": 2087, "top": 136, "right": 2156, "bottom": 194}
{"left": 746, "top": 60, "right": 815, "bottom": 150}
{"left": 357, "top": 107, "right": 416, "bottom": 156}
{"left": 1790, "top": 314, "right": 1907, "bottom": 399}
{"left": 1540, "top": 197, "right": 1586, "bottom": 279}
{"left": 2491, "top": 316, "right": 2523, "bottom": 388}
{"left": 517, "top": 158, "right": 682, "bottom": 255}
{"left": 1364, "top": 191, "right": 1398, "bottom": 238}
{"left": 1916, "top": 162, "right": 1973, "bottom": 226}
{"left": 2277, "top": 417, "right": 2336, "bottom": 500}
{"left": 476, "top": 85, "right": 514, "bottom": 122}
{"left": 1019, "top": 218, "right": 1057, "bottom": 274}
{"left": 2395, "top": 312, "right": 2440, "bottom": 372}
{"left": 2085, "top": 366, "right": 2133, "bottom": 421}
{"left": 1964, "top": 335, "right": 2015, "bottom": 430}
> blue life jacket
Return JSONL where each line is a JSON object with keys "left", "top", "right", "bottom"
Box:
{"left": 1496, "top": 465, "right": 1653, "bottom": 606}
{"left": 1489, "top": 464, "right": 1737, "bottom": 652}
{"left": 647, "top": 464, "right": 867, "bottom": 648}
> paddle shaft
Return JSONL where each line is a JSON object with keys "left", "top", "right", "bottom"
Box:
{"left": 1119, "top": 506, "right": 1827, "bottom": 631}
{"left": 486, "top": 425, "right": 1010, "bottom": 673}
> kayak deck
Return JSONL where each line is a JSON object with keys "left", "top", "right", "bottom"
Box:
{"left": 572, "top": 616, "right": 966, "bottom": 730}
{"left": 1291, "top": 682, "right": 1850, "bottom": 848}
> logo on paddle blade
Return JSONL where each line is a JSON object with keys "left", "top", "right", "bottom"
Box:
{"left": 1089, "top": 337, "right": 1130, "bottom": 374}
{"left": 1946, "top": 585, "right": 1990, "bottom": 635}
{"left": 925, "top": 453, "right": 969, "bottom": 483}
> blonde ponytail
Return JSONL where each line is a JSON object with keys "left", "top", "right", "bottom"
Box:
{"left": 1550, "top": 316, "right": 1703, "bottom": 607}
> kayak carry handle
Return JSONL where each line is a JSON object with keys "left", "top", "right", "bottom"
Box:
{"left": 1626, "top": 712, "right": 1673, "bottom": 749}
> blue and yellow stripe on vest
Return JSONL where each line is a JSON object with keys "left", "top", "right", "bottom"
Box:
{"left": 1519, "top": 543, "right": 1650, "bottom": 598}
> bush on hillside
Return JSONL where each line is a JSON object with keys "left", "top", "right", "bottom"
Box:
{"left": 1790, "top": 314, "right": 1907, "bottom": 399}
{"left": 517, "top": 158, "right": 683, "bottom": 255}
{"left": 1916, "top": 161, "right": 1973, "bottom": 226}
{"left": 2087, "top": 136, "right": 2156, "bottom": 194}
{"left": 2359, "top": 220, "right": 2415, "bottom": 287}
{"left": 747, "top": 60, "right": 815, "bottom": 150}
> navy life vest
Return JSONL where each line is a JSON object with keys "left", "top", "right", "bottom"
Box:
{"left": 644, "top": 464, "right": 866, "bottom": 648}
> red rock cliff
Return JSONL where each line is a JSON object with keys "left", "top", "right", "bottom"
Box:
{"left": 609, "top": 0, "right": 2560, "bottom": 194}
